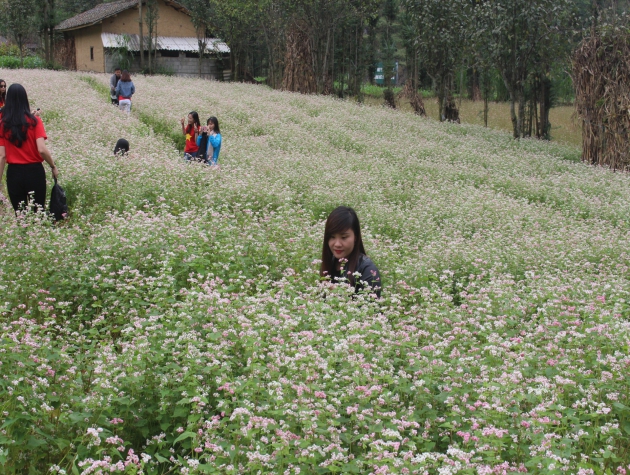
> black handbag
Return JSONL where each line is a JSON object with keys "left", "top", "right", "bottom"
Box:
{"left": 49, "top": 177, "right": 68, "bottom": 221}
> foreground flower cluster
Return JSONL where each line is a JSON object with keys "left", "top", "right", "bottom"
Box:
{"left": 0, "top": 69, "right": 629, "bottom": 474}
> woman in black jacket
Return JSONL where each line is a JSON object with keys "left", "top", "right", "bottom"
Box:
{"left": 320, "top": 206, "right": 382, "bottom": 297}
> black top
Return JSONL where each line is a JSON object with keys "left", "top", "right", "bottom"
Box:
{"left": 332, "top": 254, "right": 382, "bottom": 298}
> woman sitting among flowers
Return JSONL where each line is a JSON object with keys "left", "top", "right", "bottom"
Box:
{"left": 181, "top": 111, "right": 200, "bottom": 160}
{"left": 320, "top": 206, "right": 382, "bottom": 297}
{"left": 196, "top": 116, "right": 222, "bottom": 166}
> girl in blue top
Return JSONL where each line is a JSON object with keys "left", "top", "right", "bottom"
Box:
{"left": 196, "top": 116, "right": 222, "bottom": 165}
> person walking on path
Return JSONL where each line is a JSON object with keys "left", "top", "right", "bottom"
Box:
{"left": 115, "top": 70, "right": 135, "bottom": 114}
{"left": 109, "top": 68, "right": 121, "bottom": 105}
{"left": 0, "top": 83, "right": 59, "bottom": 213}
{"left": 196, "top": 116, "right": 222, "bottom": 165}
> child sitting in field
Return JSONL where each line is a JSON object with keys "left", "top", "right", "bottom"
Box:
{"left": 181, "top": 111, "right": 200, "bottom": 160}
{"left": 196, "top": 116, "right": 222, "bottom": 166}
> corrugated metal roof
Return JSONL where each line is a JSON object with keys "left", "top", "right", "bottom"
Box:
{"left": 101, "top": 33, "right": 230, "bottom": 53}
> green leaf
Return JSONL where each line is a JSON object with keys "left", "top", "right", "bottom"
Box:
{"left": 26, "top": 436, "right": 47, "bottom": 448}
{"left": 174, "top": 406, "right": 189, "bottom": 418}
{"left": 154, "top": 453, "right": 169, "bottom": 463}
{"left": 174, "top": 431, "right": 196, "bottom": 443}
{"left": 342, "top": 463, "right": 361, "bottom": 473}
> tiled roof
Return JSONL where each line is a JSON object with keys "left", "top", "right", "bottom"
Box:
{"left": 55, "top": 0, "right": 189, "bottom": 31}
{"left": 55, "top": 0, "right": 139, "bottom": 31}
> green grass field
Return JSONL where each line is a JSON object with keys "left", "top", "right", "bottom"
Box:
{"left": 364, "top": 95, "right": 581, "bottom": 147}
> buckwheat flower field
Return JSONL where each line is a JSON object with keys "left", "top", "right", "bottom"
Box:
{"left": 1, "top": 69, "right": 630, "bottom": 475}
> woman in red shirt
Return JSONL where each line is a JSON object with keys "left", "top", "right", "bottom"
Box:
{"left": 180, "top": 111, "right": 200, "bottom": 160}
{"left": 0, "top": 83, "right": 59, "bottom": 213}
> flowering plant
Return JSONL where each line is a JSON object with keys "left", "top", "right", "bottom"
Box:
{"left": 0, "top": 68, "right": 629, "bottom": 474}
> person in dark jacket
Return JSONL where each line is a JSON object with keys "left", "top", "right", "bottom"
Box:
{"left": 109, "top": 68, "right": 121, "bottom": 105}
{"left": 113, "top": 138, "right": 129, "bottom": 155}
{"left": 320, "top": 206, "right": 382, "bottom": 297}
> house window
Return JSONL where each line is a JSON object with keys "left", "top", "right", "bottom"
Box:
{"left": 185, "top": 51, "right": 199, "bottom": 58}
{"left": 160, "top": 50, "right": 179, "bottom": 58}
{"left": 90, "top": 47, "right": 94, "bottom": 61}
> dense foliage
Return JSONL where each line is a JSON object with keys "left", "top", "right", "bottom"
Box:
{"left": 1, "top": 69, "right": 630, "bottom": 474}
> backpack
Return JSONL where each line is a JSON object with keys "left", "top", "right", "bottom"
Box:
{"left": 49, "top": 178, "right": 68, "bottom": 221}
{"left": 197, "top": 132, "right": 209, "bottom": 163}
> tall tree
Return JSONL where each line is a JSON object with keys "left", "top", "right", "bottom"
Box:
{"left": 205, "top": 0, "right": 260, "bottom": 81}
{"left": 145, "top": 0, "right": 160, "bottom": 74}
{"left": 1, "top": 0, "right": 36, "bottom": 67}
{"left": 380, "top": 0, "right": 398, "bottom": 107}
{"left": 187, "top": 0, "right": 214, "bottom": 78}
{"left": 138, "top": 0, "right": 144, "bottom": 70}
{"left": 38, "top": 0, "right": 56, "bottom": 64}
{"left": 399, "top": 10, "right": 426, "bottom": 115}
{"left": 402, "top": 0, "right": 471, "bottom": 120}
{"left": 473, "top": 0, "right": 573, "bottom": 138}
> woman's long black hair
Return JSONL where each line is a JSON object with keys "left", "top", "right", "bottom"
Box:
{"left": 320, "top": 206, "right": 366, "bottom": 284}
{"left": 189, "top": 111, "right": 200, "bottom": 128}
{"left": 1, "top": 83, "right": 36, "bottom": 148}
{"left": 207, "top": 116, "right": 220, "bottom": 134}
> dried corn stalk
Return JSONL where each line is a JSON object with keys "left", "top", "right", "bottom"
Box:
{"left": 573, "top": 31, "right": 630, "bottom": 170}
{"left": 399, "top": 80, "right": 426, "bottom": 116}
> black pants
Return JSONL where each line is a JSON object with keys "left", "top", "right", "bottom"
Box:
{"left": 6, "top": 163, "right": 47, "bottom": 213}
{"left": 111, "top": 98, "right": 119, "bottom": 105}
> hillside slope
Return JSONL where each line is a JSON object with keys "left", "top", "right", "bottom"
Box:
{"left": 1, "top": 69, "right": 629, "bottom": 474}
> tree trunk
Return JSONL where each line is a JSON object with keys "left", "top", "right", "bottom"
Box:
{"left": 537, "top": 75, "right": 551, "bottom": 140}
{"left": 437, "top": 75, "right": 447, "bottom": 121}
{"left": 517, "top": 87, "right": 525, "bottom": 139}
{"left": 147, "top": 30, "right": 152, "bottom": 73}
{"left": 48, "top": 0, "right": 55, "bottom": 64}
{"left": 484, "top": 95, "right": 489, "bottom": 127}
{"left": 282, "top": 19, "right": 316, "bottom": 94}
{"left": 261, "top": 24, "right": 275, "bottom": 87}
{"left": 459, "top": 64, "right": 464, "bottom": 110}
{"left": 503, "top": 73, "right": 519, "bottom": 138}
{"left": 321, "top": 27, "right": 331, "bottom": 93}
{"left": 138, "top": 0, "right": 144, "bottom": 71}
{"left": 198, "top": 39, "right": 207, "bottom": 78}
{"left": 18, "top": 34, "right": 24, "bottom": 68}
